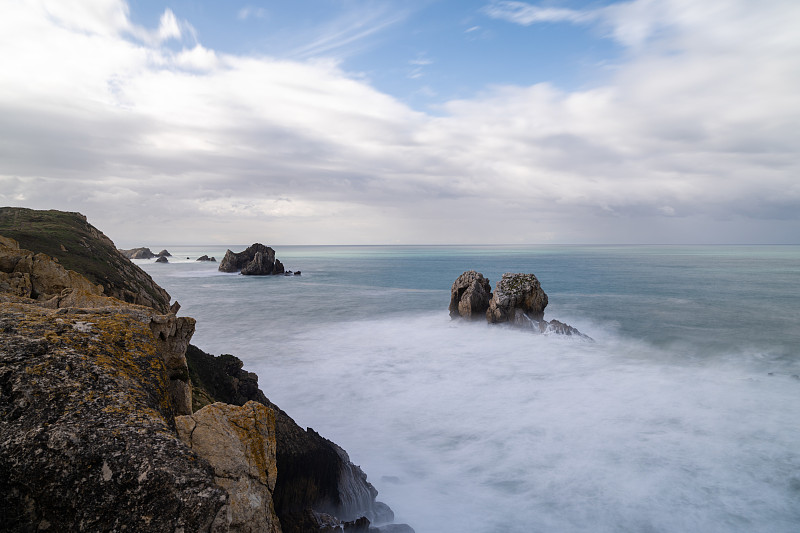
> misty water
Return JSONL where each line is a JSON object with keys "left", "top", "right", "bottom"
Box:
{"left": 139, "top": 245, "right": 800, "bottom": 533}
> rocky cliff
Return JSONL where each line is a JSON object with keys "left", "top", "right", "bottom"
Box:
{"left": 0, "top": 211, "right": 410, "bottom": 533}
{"left": 0, "top": 207, "right": 172, "bottom": 313}
{"left": 219, "top": 243, "right": 285, "bottom": 276}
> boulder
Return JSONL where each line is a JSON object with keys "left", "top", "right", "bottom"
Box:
{"left": 219, "top": 244, "right": 285, "bottom": 276}
{"left": 155, "top": 256, "right": 169, "bottom": 263}
{"left": 449, "top": 271, "right": 492, "bottom": 319}
{"left": 487, "top": 273, "right": 548, "bottom": 324}
{"left": 197, "top": 255, "right": 217, "bottom": 262}
{"left": 177, "top": 402, "right": 281, "bottom": 533}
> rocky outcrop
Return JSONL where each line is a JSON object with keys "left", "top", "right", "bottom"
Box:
{"left": 0, "top": 208, "right": 172, "bottom": 313}
{"left": 158, "top": 249, "right": 172, "bottom": 257}
{"left": 449, "top": 270, "right": 492, "bottom": 319}
{"left": 219, "top": 244, "right": 285, "bottom": 276}
{"left": 0, "top": 301, "right": 228, "bottom": 532}
{"left": 450, "top": 271, "right": 589, "bottom": 339}
{"left": 186, "top": 345, "right": 407, "bottom": 533}
{"left": 177, "top": 402, "right": 281, "bottom": 533}
{"left": 487, "top": 273, "right": 548, "bottom": 324}
{"left": 155, "top": 255, "right": 169, "bottom": 263}
{"left": 120, "top": 247, "right": 156, "bottom": 259}
{"left": 198, "top": 255, "right": 217, "bottom": 262}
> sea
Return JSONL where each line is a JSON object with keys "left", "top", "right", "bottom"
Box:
{"left": 137, "top": 245, "right": 800, "bottom": 533}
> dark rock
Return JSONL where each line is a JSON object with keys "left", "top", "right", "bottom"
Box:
{"left": 219, "top": 244, "right": 285, "bottom": 275}
{"left": 375, "top": 525, "right": 416, "bottom": 533}
{"left": 197, "top": 255, "right": 217, "bottom": 262}
{"left": 294, "top": 271, "right": 301, "bottom": 276}
{"left": 157, "top": 249, "right": 171, "bottom": 257}
{"left": 487, "top": 273, "right": 548, "bottom": 323}
{"left": 544, "top": 319, "right": 586, "bottom": 337}
{"left": 449, "top": 270, "right": 492, "bottom": 319}
{"left": 186, "top": 344, "right": 408, "bottom": 533}
{"left": 155, "top": 256, "right": 169, "bottom": 263}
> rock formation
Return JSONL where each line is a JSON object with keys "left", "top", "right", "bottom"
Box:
{"left": 450, "top": 271, "right": 589, "bottom": 339}
{"left": 449, "top": 270, "right": 492, "bottom": 319}
{"left": 219, "top": 244, "right": 285, "bottom": 276}
{"left": 0, "top": 208, "right": 172, "bottom": 313}
{"left": 486, "top": 273, "right": 548, "bottom": 324}
{"left": 120, "top": 247, "right": 156, "bottom": 259}
{"left": 177, "top": 402, "right": 281, "bottom": 533}
{"left": 186, "top": 345, "right": 405, "bottom": 533}
{"left": 155, "top": 255, "right": 169, "bottom": 263}
{"left": 197, "top": 255, "right": 217, "bottom": 262}
{"left": 157, "top": 249, "right": 172, "bottom": 257}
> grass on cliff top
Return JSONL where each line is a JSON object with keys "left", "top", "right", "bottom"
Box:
{"left": 0, "top": 207, "right": 168, "bottom": 309}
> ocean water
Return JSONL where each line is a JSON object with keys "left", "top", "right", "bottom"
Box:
{"left": 139, "top": 245, "right": 800, "bottom": 533}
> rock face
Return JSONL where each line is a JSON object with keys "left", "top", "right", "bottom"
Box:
{"left": 0, "top": 208, "right": 172, "bottom": 313}
{"left": 219, "top": 244, "right": 285, "bottom": 276}
{"left": 177, "top": 402, "right": 281, "bottom": 533}
{"left": 155, "top": 255, "right": 169, "bottom": 263}
{"left": 449, "top": 270, "right": 492, "bottom": 319}
{"left": 158, "top": 249, "right": 172, "bottom": 257}
{"left": 120, "top": 247, "right": 156, "bottom": 259}
{"left": 186, "top": 345, "right": 405, "bottom": 533}
{"left": 0, "top": 301, "right": 228, "bottom": 532}
{"left": 487, "top": 272, "right": 549, "bottom": 324}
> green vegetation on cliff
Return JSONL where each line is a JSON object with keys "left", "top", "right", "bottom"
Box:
{"left": 0, "top": 207, "right": 171, "bottom": 312}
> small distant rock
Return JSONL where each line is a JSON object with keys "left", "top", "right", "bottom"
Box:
{"left": 157, "top": 249, "right": 171, "bottom": 257}
{"left": 294, "top": 271, "right": 301, "bottom": 276}
{"left": 155, "top": 256, "right": 168, "bottom": 263}
{"left": 196, "top": 255, "right": 216, "bottom": 262}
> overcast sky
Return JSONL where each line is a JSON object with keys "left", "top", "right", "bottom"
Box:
{"left": 1, "top": 0, "right": 799, "bottom": 246}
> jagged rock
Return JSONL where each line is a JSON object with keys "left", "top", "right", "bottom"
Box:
{"left": 487, "top": 273, "right": 548, "bottom": 324}
{"left": 543, "top": 319, "right": 586, "bottom": 337}
{"left": 157, "top": 249, "right": 171, "bottom": 257}
{"left": 197, "top": 255, "right": 217, "bottom": 262}
{"left": 177, "top": 402, "right": 281, "bottom": 533}
{"left": 120, "top": 247, "right": 156, "bottom": 259}
{"left": 155, "top": 256, "right": 169, "bottom": 263}
{"left": 219, "top": 244, "right": 285, "bottom": 276}
{"left": 0, "top": 208, "right": 171, "bottom": 313}
{"left": 186, "top": 345, "right": 408, "bottom": 533}
{"left": 449, "top": 271, "right": 492, "bottom": 319}
{"left": 0, "top": 302, "right": 228, "bottom": 532}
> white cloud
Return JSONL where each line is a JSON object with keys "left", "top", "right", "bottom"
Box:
{"left": 0, "top": 0, "right": 799, "bottom": 244}
{"left": 238, "top": 6, "right": 268, "bottom": 21}
{"left": 484, "top": 1, "right": 597, "bottom": 25}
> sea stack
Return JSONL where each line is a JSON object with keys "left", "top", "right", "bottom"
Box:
{"left": 218, "top": 243, "right": 285, "bottom": 276}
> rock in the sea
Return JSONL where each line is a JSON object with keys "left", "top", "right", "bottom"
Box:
{"left": 157, "top": 249, "right": 171, "bottom": 257}
{"left": 219, "top": 244, "right": 285, "bottom": 276}
{"left": 487, "top": 272, "right": 548, "bottom": 324}
{"left": 449, "top": 270, "right": 492, "bottom": 319}
{"left": 197, "top": 255, "right": 217, "bottom": 262}
{"left": 177, "top": 402, "right": 281, "bottom": 533}
{"left": 155, "top": 255, "right": 169, "bottom": 263}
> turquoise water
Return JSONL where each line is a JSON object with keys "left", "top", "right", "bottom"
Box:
{"left": 140, "top": 245, "right": 800, "bottom": 533}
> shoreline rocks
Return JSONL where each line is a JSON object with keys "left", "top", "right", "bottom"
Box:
{"left": 450, "top": 270, "right": 589, "bottom": 338}
{"left": 197, "top": 255, "right": 217, "bottom": 262}
{"left": 219, "top": 244, "right": 286, "bottom": 276}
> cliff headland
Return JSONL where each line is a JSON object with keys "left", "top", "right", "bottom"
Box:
{"left": 0, "top": 207, "right": 409, "bottom": 533}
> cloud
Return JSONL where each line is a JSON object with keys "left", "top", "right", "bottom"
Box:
{"left": 1, "top": 0, "right": 799, "bottom": 244}
{"left": 237, "top": 6, "right": 268, "bottom": 21}
{"left": 483, "top": 1, "right": 598, "bottom": 25}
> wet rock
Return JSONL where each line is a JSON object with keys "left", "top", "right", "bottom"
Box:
{"left": 197, "top": 255, "right": 217, "bottom": 262}
{"left": 155, "top": 256, "right": 169, "bottom": 263}
{"left": 219, "top": 244, "right": 285, "bottom": 276}
{"left": 177, "top": 402, "right": 281, "bottom": 533}
{"left": 157, "top": 249, "right": 171, "bottom": 257}
{"left": 449, "top": 270, "right": 492, "bottom": 319}
{"left": 487, "top": 272, "right": 548, "bottom": 324}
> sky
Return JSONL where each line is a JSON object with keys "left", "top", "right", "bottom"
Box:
{"left": 1, "top": 0, "right": 799, "bottom": 246}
